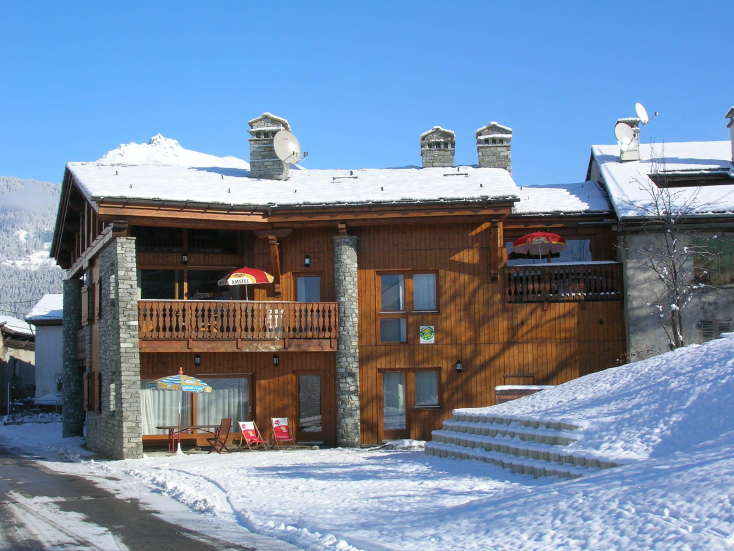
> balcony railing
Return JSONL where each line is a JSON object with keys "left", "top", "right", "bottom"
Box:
{"left": 505, "top": 261, "right": 623, "bottom": 303}
{"left": 138, "top": 300, "right": 338, "bottom": 343}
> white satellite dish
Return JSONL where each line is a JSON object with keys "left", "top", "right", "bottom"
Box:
{"left": 614, "top": 122, "right": 634, "bottom": 148}
{"left": 635, "top": 102, "right": 650, "bottom": 125}
{"left": 273, "top": 130, "right": 301, "bottom": 164}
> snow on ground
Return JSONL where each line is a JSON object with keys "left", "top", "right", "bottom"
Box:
{"left": 1, "top": 335, "right": 734, "bottom": 550}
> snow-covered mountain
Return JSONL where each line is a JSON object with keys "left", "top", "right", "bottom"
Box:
{"left": 0, "top": 177, "right": 63, "bottom": 319}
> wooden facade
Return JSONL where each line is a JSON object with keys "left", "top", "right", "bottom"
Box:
{"left": 53, "top": 173, "right": 626, "bottom": 449}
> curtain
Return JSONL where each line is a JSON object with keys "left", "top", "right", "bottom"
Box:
{"left": 140, "top": 380, "right": 192, "bottom": 435}
{"left": 195, "top": 378, "right": 249, "bottom": 427}
{"left": 383, "top": 372, "right": 406, "bottom": 430}
{"left": 413, "top": 273, "right": 437, "bottom": 310}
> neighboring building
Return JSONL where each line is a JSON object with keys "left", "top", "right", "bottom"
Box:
{"left": 587, "top": 108, "right": 734, "bottom": 361}
{"left": 52, "top": 116, "right": 626, "bottom": 459}
{"left": 0, "top": 315, "right": 35, "bottom": 415}
{"left": 26, "top": 294, "right": 64, "bottom": 408}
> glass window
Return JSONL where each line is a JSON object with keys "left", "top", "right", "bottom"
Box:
{"left": 383, "top": 372, "right": 406, "bottom": 430}
{"left": 140, "top": 270, "right": 180, "bottom": 299}
{"left": 380, "top": 318, "right": 406, "bottom": 343}
{"left": 693, "top": 236, "right": 734, "bottom": 285}
{"left": 187, "top": 270, "right": 233, "bottom": 299}
{"left": 506, "top": 239, "right": 592, "bottom": 265}
{"left": 195, "top": 378, "right": 250, "bottom": 427}
{"left": 413, "top": 273, "right": 437, "bottom": 311}
{"left": 415, "top": 371, "right": 439, "bottom": 406}
{"left": 188, "top": 229, "right": 239, "bottom": 254}
{"left": 298, "top": 375, "right": 322, "bottom": 433}
{"left": 132, "top": 227, "right": 183, "bottom": 252}
{"left": 297, "top": 276, "right": 321, "bottom": 302}
{"left": 140, "top": 379, "right": 192, "bottom": 435}
{"left": 381, "top": 274, "right": 404, "bottom": 311}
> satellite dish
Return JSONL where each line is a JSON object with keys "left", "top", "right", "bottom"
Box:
{"left": 273, "top": 130, "right": 301, "bottom": 164}
{"left": 614, "top": 122, "right": 634, "bottom": 148}
{"left": 635, "top": 102, "right": 650, "bottom": 125}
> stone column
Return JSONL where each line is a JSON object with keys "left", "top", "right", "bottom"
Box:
{"left": 333, "top": 234, "right": 361, "bottom": 447}
{"left": 62, "top": 277, "right": 84, "bottom": 437}
{"left": 88, "top": 236, "right": 143, "bottom": 459}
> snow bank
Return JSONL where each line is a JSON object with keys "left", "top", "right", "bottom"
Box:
{"left": 458, "top": 333, "right": 734, "bottom": 461}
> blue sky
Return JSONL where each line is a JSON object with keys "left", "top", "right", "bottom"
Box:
{"left": 1, "top": 1, "right": 731, "bottom": 186}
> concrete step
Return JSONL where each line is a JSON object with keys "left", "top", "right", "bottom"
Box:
{"left": 425, "top": 441, "right": 595, "bottom": 479}
{"left": 441, "top": 419, "right": 580, "bottom": 446}
{"left": 451, "top": 412, "right": 583, "bottom": 433}
{"left": 431, "top": 430, "right": 619, "bottom": 470}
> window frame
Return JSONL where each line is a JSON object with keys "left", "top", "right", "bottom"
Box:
{"left": 378, "top": 271, "right": 439, "bottom": 344}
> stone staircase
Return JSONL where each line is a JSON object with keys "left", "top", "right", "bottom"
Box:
{"left": 425, "top": 412, "right": 622, "bottom": 479}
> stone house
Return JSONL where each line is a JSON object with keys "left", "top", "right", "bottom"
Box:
{"left": 52, "top": 113, "right": 626, "bottom": 459}
{"left": 586, "top": 107, "right": 734, "bottom": 361}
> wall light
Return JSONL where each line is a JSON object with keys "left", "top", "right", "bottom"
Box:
{"left": 454, "top": 360, "right": 464, "bottom": 374}
{"left": 193, "top": 354, "right": 201, "bottom": 368}
{"left": 272, "top": 354, "right": 280, "bottom": 367}
{"left": 304, "top": 255, "right": 312, "bottom": 267}
{"left": 181, "top": 253, "right": 188, "bottom": 265}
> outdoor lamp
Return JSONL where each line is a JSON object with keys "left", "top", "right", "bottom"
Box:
{"left": 272, "top": 354, "right": 280, "bottom": 367}
{"left": 304, "top": 255, "right": 312, "bottom": 267}
{"left": 193, "top": 354, "right": 201, "bottom": 368}
{"left": 455, "top": 360, "right": 464, "bottom": 374}
{"left": 181, "top": 253, "right": 188, "bottom": 265}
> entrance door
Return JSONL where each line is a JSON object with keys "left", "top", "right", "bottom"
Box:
{"left": 297, "top": 373, "right": 324, "bottom": 441}
{"left": 381, "top": 369, "right": 441, "bottom": 441}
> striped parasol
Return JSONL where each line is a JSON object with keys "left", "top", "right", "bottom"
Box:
{"left": 512, "top": 231, "right": 566, "bottom": 262}
{"left": 217, "top": 267, "right": 274, "bottom": 287}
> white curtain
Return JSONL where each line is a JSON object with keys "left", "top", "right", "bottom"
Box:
{"left": 195, "top": 378, "right": 249, "bottom": 426}
{"left": 383, "top": 372, "right": 406, "bottom": 430}
{"left": 140, "top": 381, "right": 192, "bottom": 435}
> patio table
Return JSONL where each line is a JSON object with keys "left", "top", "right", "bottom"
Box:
{"left": 156, "top": 424, "right": 221, "bottom": 453}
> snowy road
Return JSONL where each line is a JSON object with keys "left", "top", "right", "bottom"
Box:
{"left": 0, "top": 443, "right": 297, "bottom": 551}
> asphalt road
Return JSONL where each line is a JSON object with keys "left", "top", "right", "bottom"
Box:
{"left": 0, "top": 443, "right": 300, "bottom": 551}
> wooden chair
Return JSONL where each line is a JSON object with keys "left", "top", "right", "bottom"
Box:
{"left": 271, "top": 417, "right": 296, "bottom": 447}
{"left": 238, "top": 421, "right": 269, "bottom": 450}
{"left": 206, "top": 418, "right": 232, "bottom": 454}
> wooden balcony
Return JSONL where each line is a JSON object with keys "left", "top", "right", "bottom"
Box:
{"left": 505, "top": 261, "right": 623, "bottom": 303}
{"left": 138, "top": 300, "right": 338, "bottom": 352}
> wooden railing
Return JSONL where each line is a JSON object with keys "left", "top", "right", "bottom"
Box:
{"left": 505, "top": 262, "right": 623, "bottom": 303}
{"left": 138, "top": 300, "right": 338, "bottom": 341}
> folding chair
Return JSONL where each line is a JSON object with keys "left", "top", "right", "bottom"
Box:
{"left": 238, "top": 421, "right": 269, "bottom": 450}
{"left": 206, "top": 418, "right": 232, "bottom": 454}
{"left": 271, "top": 417, "right": 296, "bottom": 447}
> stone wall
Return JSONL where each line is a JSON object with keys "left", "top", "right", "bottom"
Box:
{"left": 85, "top": 237, "right": 143, "bottom": 459}
{"left": 620, "top": 231, "right": 734, "bottom": 361}
{"left": 62, "top": 277, "right": 84, "bottom": 437}
{"left": 248, "top": 112, "right": 290, "bottom": 180}
{"left": 477, "top": 144, "right": 512, "bottom": 172}
{"left": 420, "top": 127, "right": 455, "bottom": 168}
{"left": 333, "top": 234, "right": 361, "bottom": 446}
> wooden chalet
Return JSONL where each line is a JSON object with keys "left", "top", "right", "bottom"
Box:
{"left": 52, "top": 115, "right": 625, "bottom": 459}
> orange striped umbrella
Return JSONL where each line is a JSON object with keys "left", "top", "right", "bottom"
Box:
{"left": 512, "top": 232, "right": 566, "bottom": 259}
{"left": 217, "top": 267, "right": 274, "bottom": 287}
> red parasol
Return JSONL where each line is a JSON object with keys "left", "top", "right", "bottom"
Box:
{"left": 217, "top": 267, "right": 274, "bottom": 299}
{"left": 512, "top": 232, "right": 566, "bottom": 262}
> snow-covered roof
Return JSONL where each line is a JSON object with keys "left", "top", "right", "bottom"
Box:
{"left": 26, "top": 294, "right": 63, "bottom": 324}
{"left": 512, "top": 182, "right": 612, "bottom": 215}
{"left": 0, "top": 315, "right": 34, "bottom": 336}
{"left": 591, "top": 141, "right": 734, "bottom": 219}
{"left": 420, "top": 126, "right": 455, "bottom": 140}
{"left": 476, "top": 121, "right": 512, "bottom": 135}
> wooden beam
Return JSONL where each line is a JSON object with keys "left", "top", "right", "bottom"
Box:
{"left": 66, "top": 225, "right": 114, "bottom": 279}
{"left": 267, "top": 235, "right": 282, "bottom": 294}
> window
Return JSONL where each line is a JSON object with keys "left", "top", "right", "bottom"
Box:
{"left": 693, "top": 235, "right": 734, "bottom": 286}
{"left": 132, "top": 226, "right": 183, "bottom": 252}
{"left": 140, "top": 270, "right": 181, "bottom": 299}
{"left": 296, "top": 275, "right": 321, "bottom": 302}
{"left": 506, "top": 239, "right": 591, "bottom": 264}
{"left": 298, "top": 375, "right": 322, "bottom": 433}
{"left": 699, "top": 320, "right": 732, "bottom": 341}
{"left": 188, "top": 229, "right": 239, "bottom": 254}
{"left": 188, "top": 270, "right": 235, "bottom": 299}
{"left": 379, "top": 273, "right": 437, "bottom": 343}
{"left": 380, "top": 318, "right": 406, "bottom": 343}
{"left": 415, "top": 370, "right": 439, "bottom": 406}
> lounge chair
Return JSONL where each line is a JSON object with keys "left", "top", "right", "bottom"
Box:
{"left": 271, "top": 417, "right": 296, "bottom": 447}
{"left": 238, "top": 421, "right": 269, "bottom": 450}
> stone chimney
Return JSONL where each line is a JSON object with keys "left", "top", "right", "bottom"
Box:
{"left": 248, "top": 112, "right": 291, "bottom": 180}
{"left": 726, "top": 106, "right": 734, "bottom": 168}
{"left": 476, "top": 122, "right": 512, "bottom": 172}
{"left": 420, "top": 126, "right": 455, "bottom": 168}
{"left": 615, "top": 117, "right": 641, "bottom": 162}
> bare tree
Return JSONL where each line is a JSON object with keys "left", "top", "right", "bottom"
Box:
{"left": 621, "top": 147, "right": 713, "bottom": 350}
